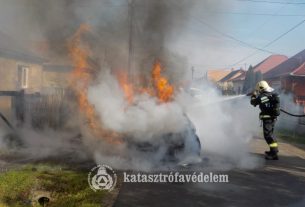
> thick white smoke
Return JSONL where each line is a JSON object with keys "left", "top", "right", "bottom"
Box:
{"left": 3, "top": 0, "right": 303, "bottom": 172}
{"left": 88, "top": 70, "right": 187, "bottom": 141}
{"left": 185, "top": 82, "right": 261, "bottom": 169}
{"left": 0, "top": 126, "right": 88, "bottom": 161}
{"left": 277, "top": 93, "right": 304, "bottom": 131}
{"left": 85, "top": 69, "right": 196, "bottom": 171}
{"left": 84, "top": 67, "right": 263, "bottom": 170}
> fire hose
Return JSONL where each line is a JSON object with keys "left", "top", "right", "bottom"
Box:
{"left": 280, "top": 109, "right": 305, "bottom": 117}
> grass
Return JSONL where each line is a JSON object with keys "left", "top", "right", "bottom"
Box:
{"left": 276, "top": 129, "right": 305, "bottom": 145}
{"left": 0, "top": 164, "right": 107, "bottom": 207}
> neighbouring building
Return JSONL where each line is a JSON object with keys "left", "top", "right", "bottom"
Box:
{"left": 42, "top": 63, "right": 73, "bottom": 93}
{"left": 0, "top": 31, "right": 74, "bottom": 94}
{"left": 0, "top": 31, "right": 46, "bottom": 120}
{"left": 241, "top": 54, "right": 288, "bottom": 94}
{"left": 218, "top": 69, "right": 246, "bottom": 95}
{"left": 0, "top": 31, "right": 73, "bottom": 122}
{"left": 253, "top": 54, "right": 288, "bottom": 75}
{"left": 231, "top": 71, "right": 246, "bottom": 95}
{"left": 206, "top": 69, "right": 232, "bottom": 83}
{"left": 264, "top": 49, "right": 305, "bottom": 117}
{"left": 287, "top": 63, "right": 305, "bottom": 106}
{"left": 0, "top": 32, "right": 45, "bottom": 94}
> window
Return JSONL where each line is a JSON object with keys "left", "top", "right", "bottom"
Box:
{"left": 18, "top": 65, "right": 29, "bottom": 89}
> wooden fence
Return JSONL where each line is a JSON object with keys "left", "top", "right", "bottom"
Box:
{"left": 1, "top": 89, "right": 77, "bottom": 129}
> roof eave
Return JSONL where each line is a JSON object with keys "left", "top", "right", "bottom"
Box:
{"left": 289, "top": 72, "right": 305, "bottom": 77}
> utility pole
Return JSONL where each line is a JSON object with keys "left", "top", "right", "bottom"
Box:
{"left": 127, "top": 0, "right": 134, "bottom": 80}
{"left": 191, "top": 66, "right": 195, "bottom": 80}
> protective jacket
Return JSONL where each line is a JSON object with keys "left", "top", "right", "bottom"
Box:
{"left": 251, "top": 91, "right": 280, "bottom": 119}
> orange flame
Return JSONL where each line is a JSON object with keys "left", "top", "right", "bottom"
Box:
{"left": 68, "top": 24, "right": 121, "bottom": 144}
{"left": 116, "top": 61, "right": 174, "bottom": 104}
{"left": 68, "top": 24, "right": 94, "bottom": 128}
{"left": 68, "top": 24, "right": 174, "bottom": 143}
{"left": 152, "top": 61, "right": 174, "bottom": 103}
{"left": 116, "top": 71, "right": 134, "bottom": 104}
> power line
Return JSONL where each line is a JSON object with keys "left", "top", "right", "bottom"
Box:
{"left": 164, "top": 1, "right": 276, "bottom": 55}
{"left": 211, "top": 11, "right": 305, "bottom": 17}
{"left": 231, "top": 18, "right": 305, "bottom": 66}
{"left": 145, "top": 0, "right": 302, "bottom": 68}
{"left": 193, "top": 63, "right": 245, "bottom": 68}
{"left": 191, "top": 17, "right": 275, "bottom": 54}
{"left": 245, "top": 4, "right": 286, "bottom": 37}
{"left": 238, "top": 0, "right": 305, "bottom": 5}
{"left": 264, "top": 19, "right": 305, "bottom": 47}
{"left": 231, "top": 4, "right": 287, "bottom": 66}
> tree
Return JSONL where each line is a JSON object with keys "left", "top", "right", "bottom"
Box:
{"left": 255, "top": 71, "right": 262, "bottom": 84}
{"left": 243, "top": 66, "right": 263, "bottom": 93}
{"left": 243, "top": 65, "right": 255, "bottom": 93}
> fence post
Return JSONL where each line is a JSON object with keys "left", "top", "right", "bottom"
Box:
{"left": 15, "top": 90, "right": 25, "bottom": 126}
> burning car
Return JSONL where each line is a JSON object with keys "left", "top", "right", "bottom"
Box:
{"left": 126, "top": 115, "right": 201, "bottom": 162}
{"left": 67, "top": 25, "right": 202, "bottom": 163}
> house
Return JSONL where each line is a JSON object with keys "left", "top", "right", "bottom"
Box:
{"left": 253, "top": 54, "right": 288, "bottom": 75}
{"left": 264, "top": 49, "right": 305, "bottom": 114}
{"left": 218, "top": 69, "right": 246, "bottom": 95}
{"left": 288, "top": 63, "right": 305, "bottom": 106}
{"left": 206, "top": 69, "right": 232, "bottom": 82}
{"left": 0, "top": 31, "right": 74, "bottom": 123}
{"left": 264, "top": 49, "right": 305, "bottom": 92}
{"left": 0, "top": 31, "right": 75, "bottom": 92}
{"left": 42, "top": 63, "right": 73, "bottom": 93}
{"left": 32, "top": 40, "right": 74, "bottom": 93}
{"left": 0, "top": 31, "right": 46, "bottom": 120}
{"left": 0, "top": 31, "right": 45, "bottom": 94}
{"left": 230, "top": 71, "right": 246, "bottom": 95}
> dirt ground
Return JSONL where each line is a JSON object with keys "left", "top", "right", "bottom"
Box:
{"left": 114, "top": 138, "right": 305, "bottom": 207}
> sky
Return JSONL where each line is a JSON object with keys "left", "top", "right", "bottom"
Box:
{"left": 171, "top": 0, "right": 305, "bottom": 77}
{"left": 0, "top": 0, "right": 304, "bottom": 79}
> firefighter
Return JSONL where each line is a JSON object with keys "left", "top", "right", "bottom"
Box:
{"left": 250, "top": 81, "right": 280, "bottom": 160}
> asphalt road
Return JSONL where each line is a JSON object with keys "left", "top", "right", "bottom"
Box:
{"left": 114, "top": 138, "right": 305, "bottom": 207}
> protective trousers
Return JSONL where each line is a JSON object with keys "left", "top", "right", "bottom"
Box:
{"left": 262, "top": 119, "right": 278, "bottom": 154}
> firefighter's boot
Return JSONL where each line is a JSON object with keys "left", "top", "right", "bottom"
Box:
{"left": 265, "top": 148, "right": 278, "bottom": 160}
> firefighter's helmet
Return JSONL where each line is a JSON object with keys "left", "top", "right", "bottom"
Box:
{"left": 256, "top": 80, "right": 274, "bottom": 93}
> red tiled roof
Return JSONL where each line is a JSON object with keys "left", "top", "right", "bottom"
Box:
{"left": 206, "top": 69, "right": 232, "bottom": 82}
{"left": 253, "top": 54, "right": 288, "bottom": 74}
{"left": 231, "top": 70, "right": 246, "bottom": 82}
{"left": 264, "top": 49, "right": 305, "bottom": 79}
{"left": 291, "top": 62, "right": 305, "bottom": 76}
{"left": 220, "top": 69, "right": 246, "bottom": 82}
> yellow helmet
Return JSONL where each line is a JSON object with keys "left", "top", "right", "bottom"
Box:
{"left": 255, "top": 80, "right": 274, "bottom": 93}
